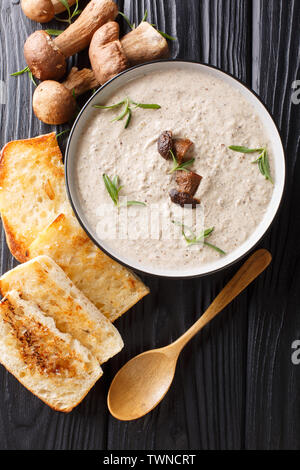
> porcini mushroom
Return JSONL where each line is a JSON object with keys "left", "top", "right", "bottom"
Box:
{"left": 120, "top": 21, "right": 169, "bottom": 65}
{"left": 21, "top": 0, "right": 77, "bottom": 23}
{"left": 33, "top": 67, "right": 99, "bottom": 124}
{"left": 89, "top": 20, "right": 169, "bottom": 85}
{"left": 89, "top": 22, "right": 128, "bottom": 84}
{"left": 24, "top": 0, "right": 118, "bottom": 80}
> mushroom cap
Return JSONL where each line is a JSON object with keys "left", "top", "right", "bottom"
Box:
{"left": 21, "top": 0, "right": 55, "bottom": 23}
{"left": 33, "top": 81, "right": 76, "bottom": 125}
{"left": 24, "top": 31, "right": 66, "bottom": 81}
{"left": 121, "top": 22, "right": 169, "bottom": 65}
{"left": 91, "top": 21, "right": 120, "bottom": 47}
{"left": 89, "top": 39, "right": 128, "bottom": 84}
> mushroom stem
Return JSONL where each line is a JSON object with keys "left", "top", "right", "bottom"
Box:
{"left": 33, "top": 67, "right": 99, "bottom": 125}
{"left": 89, "top": 21, "right": 169, "bottom": 85}
{"left": 24, "top": 0, "right": 118, "bottom": 80}
{"left": 54, "top": 0, "right": 118, "bottom": 57}
{"left": 120, "top": 22, "right": 169, "bottom": 65}
{"left": 63, "top": 67, "right": 99, "bottom": 96}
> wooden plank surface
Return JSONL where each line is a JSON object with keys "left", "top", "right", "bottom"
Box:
{"left": 0, "top": 0, "right": 299, "bottom": 450}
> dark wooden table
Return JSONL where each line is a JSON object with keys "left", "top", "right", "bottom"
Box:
{"left": 0, "top": 0, "right": 299, "bottom": 451}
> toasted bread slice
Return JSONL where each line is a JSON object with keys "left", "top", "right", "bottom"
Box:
{"left": 0, "top": 256, "right": 124, "bottom": 364}
{"left": 0, "top": 291, "right": 102, "bottom": 412}
{"left": 0, "top": 133, "right": 70, "bottom": 262}
{"left": 28, "top": 214, "right": 150, "bottom": 322}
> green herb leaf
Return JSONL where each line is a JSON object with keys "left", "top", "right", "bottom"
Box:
{"left": 111, "top": 98, "right": 130, "bottom": 122}
{"left": 56, "top": 0, "right": 80, "bottom": 24}
{"left": 103, "top": 174, "right": 146, "bottom": 207}
{"left": 71, "top": 0, "right": 81, "bottom": 20}
{"left": 28, "top": 71, "right": 37, "bottom": 87}
{"left": 203, "top": 241, "right": 226, "bottom": 255}
{"left": 45, "top": 29, "right": 63, "bottom": 36}
{"left": 118, "top": 11, "right": 135, "bottom": 30}
{"left": 58, "top": 0, "right": 71, "bottom": 14}
{"left": 131, "top": 102, "right": 161, "bottom": 109}
{"left": 94, "top": 97, "right": 161, "bottom": 129}
{"left": 172, "top": 221, "right": 225, "bottom": 254}
{"left": 229, "top": 145, "right": 265, "bottom": 153}
{"left": 157, "top": 30, "right": 177, "bottom": 41}
{"left": 126, "top": 201, "right": 147, "bottom": 207}
{"left": 103, "top": 174, "right": 119, "bottom": 206}
{"left": 10, "top": 66, "right": 30, "bottom": 76}
{"left": 93, "top": 100, "right": 125, "bottom": 110}
{"left": 142, "top": 10, "right": 148, "bottom": 22}
{"left": 11, "top": 66, "right": 36, "bottom": 86}
{"left": 125, "top": 107, "right": 132, "bottom": 129}
{"left": 169, "top": 149, "right": 194, "bottom": 174}
{"left": 56, "top": 129, "right": 70, "bottom": 138}
{"left": 229, "top": 145, "right": 273, "bottom": 183}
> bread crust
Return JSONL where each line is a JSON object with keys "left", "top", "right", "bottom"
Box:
{"left": 28, "top": 214, "right": 150, "bottom": 322}
{"left": 0, "top": 294, "right": 103, "bottom": 412}
{"left": 0, "top": 133, "right": 67, "bottom": 262}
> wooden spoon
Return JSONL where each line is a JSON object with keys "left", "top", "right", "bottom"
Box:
{"left": 108, "top": 249, "right": 272, "bottom": 421}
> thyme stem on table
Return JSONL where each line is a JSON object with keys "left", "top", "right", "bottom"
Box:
{"left": 55, "top": 0, "right": 81, "bottom": 24}
{"left": 11, "top": 66, "right": 37, "bottom": 87}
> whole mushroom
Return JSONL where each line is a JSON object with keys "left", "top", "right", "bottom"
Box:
{"left": 121, "top": 21, "right": 170, "bottom": 65}
{"left": 33, "top": 67, "right": 99, "bottom": 124}
{"left": 89, "top": 20, "right": 169, "bottom": 84}
{"left": 24, "top": 0, "right": 118, "bottom": 80}
{"left": 89, "top": 22, "right": 128, "bottom": 84}
{"left": 21, "top": 0, "right": 77, "bottom": 23}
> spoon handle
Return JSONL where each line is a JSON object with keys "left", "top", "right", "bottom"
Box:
{"left": 171, "top": 249, "right": 272, "bottom": 353}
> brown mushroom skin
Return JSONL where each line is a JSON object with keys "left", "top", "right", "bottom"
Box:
{"left": 175, "top": 172, "right": 202, "bottom": 196}
{"left": 24, "top": 30, "right": 66, "bottom": 81}
{"left": 24, "top": 0, "right": 119, "bottom": 81}
{"left": 169, "top": 189, "right": 200, "bottom": 209}
{"left": 21, "top": 0, "right": 55, "bottom": 23}
{"left": 33, "top": 81, "right": 76, "bottom": 125}
{"left": 90, "top": 40, "right": 128, "bottom": 84}
{"left": 157, "top": 131, "right": 173, "bottom": 160}
{"left": 91, "top": 21, "right": 120, "bottom": 47}
{"left": 54, "top": 0, "right": 119, "bottom": 57}
{"left": 121, "top": 22, "right": 169, "bottom": 65}
{"left": 173, "top": 138, "right": 194, "bottom": 164}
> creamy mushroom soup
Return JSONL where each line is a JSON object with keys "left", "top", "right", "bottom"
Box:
{"left": 75, "top": 67, "right": 274, "bottom": 273}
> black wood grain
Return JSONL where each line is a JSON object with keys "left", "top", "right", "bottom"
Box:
{"left": 245, "top": 0, "right": 300, "bottom": 450}
{"left": 0, "top": 0, "right": 299, "bottom": 450}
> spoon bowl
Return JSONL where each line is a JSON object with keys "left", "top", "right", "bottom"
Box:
{"left": 108, "top": 249, "right": 272, "bottom": 421}
{"left": 108, "top": 349, "right": 176, "bottom": 421}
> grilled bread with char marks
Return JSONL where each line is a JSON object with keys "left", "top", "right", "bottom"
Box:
{"left": 0, "top": 256, "right": 124, "bottom": 364}
{"left": 0, "top": 290, "right": 102, "bottom": 412}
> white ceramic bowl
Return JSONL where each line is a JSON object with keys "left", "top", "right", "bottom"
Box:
{"left": 65, "top": 60, "right": 286, "bottom": 278}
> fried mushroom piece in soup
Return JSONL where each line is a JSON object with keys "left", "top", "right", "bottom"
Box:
{"left": 176, "top": 171, "right": 202, "bottom": 196}
{"left": 169, "top": 189, "right": 200, "bottom": 209}
{"left": 173, "top": 138, "right": 193, "bottom": 164}
{"left": 157, "top": 131, "right": 173, "bottom": 160}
